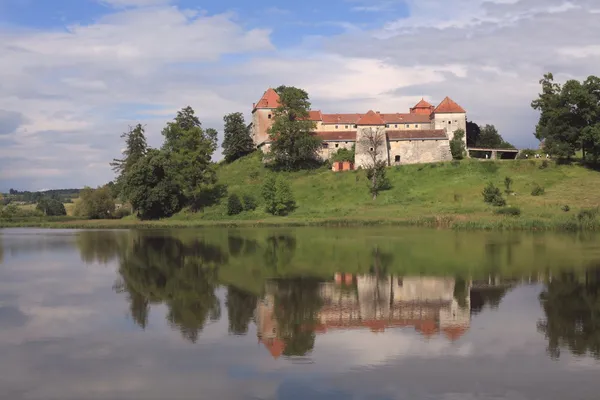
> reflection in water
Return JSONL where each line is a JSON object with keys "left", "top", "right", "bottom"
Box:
{"left": 538, "top": 268, "right": 600, "bottom": 360}
{"left": 77, "top": 229, "right": 600, "bottom": 363}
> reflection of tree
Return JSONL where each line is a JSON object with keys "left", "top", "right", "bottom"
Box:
{"left": 264, "top": 235, "right": 296, "bottom": 271}
{"left": 76, "top": 231, "right": 125, "bottom": 264}
{"left": 273, "top": 278, "right": 323, "bottom": 356}
{"left": 228, "top": 235, "right": 259, "bottom": 258}
{"left": 226, "top": 286, "right": 257, "bottom": 335}
{"left": 454, "top": 276, "right": 469, "bottom": 308}
{"left": 114, "top": 235, "right": 226, "bottom": 343}
{"left": 470, "top": 287, "right": 509, "bottom": 314}
{"left": 538, "top": 268, "right": 600, "bottom": 360}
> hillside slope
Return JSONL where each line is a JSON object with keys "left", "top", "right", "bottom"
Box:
{"left": 177, "top": 153, "right": 600, "bottom": 227}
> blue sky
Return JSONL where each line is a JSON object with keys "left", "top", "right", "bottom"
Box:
{"left": 0, "top": 0, "right": 599, "bottom": 191}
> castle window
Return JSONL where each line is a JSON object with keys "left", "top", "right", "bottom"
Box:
{"left": 268, "top": 114, "right": 272, "bottom": 119}
{"left": 335, "top": 144, "right": 339, "bottom": 148}
{"left": 345, "top": 125, "right": 348, "bottom": 129}
{"left": 395, "top": 124, "right": 398, "bottom": 128}
{"left": 448, "top": 121, "right": 452, "bottom": 125}
{"left": 454, "top": 120, "right": 458, "bottom": 123}
{"left": 405, "top": 124, "right": 409, "bottom": 128}
{"left": 395, "top": 155, "right": 401, "bottom": 163}
{"left": 370, "top": 147, "right": 374, "bottom": 152}
{"left": 322, "top": 142, "right": 329, "bottom": 149}
{"left": 354, "top": 124, "right": 357, "bottom": 128}
{"left": 335, "top": 125, "right": 339, "bottom": 129}
{"left": 415, "top": 124, "right": 418, "bottom": 128}
{"left": 345, "top": 142, "right": 348, "bottom": 144}
{"left": 386, "top": 124, "right": 389, "bottom": 128}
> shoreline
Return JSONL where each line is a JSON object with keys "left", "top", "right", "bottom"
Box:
{"left": 1, "top": 214, "right": 598, "bottom": 231}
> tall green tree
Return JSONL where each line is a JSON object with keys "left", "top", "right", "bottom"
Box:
{"left": 110, "top": 124, "right": 148, "bottom": 198}
{"left": 74, "top": 186, "right": 116, "bottom": 219}
{"left": 161, "top": 106, "right": 220, "bottom": 209}
{"left": 466, "top": 121, "right": 481, "bottom": 148}
{"left": 268, "top": 86, "right": 321, "bottom": 170}
{"left": 477, "top": 125, "right": 514, "bottom": 149}
{"left": 532, "top": 73, "right": 600, "bottom": 160}
{"left": 222, "top": 112, "right": 254, "bottom": 162}
{"left": 122, "top": 149, "right": 184, "bottom": 220}
{"left": 450, "top": 129, "right": 467, "bottom": 160}
{"left": 36, "top": 197, "right": 66, "bottom": 216}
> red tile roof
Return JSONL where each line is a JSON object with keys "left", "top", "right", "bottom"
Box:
{"left": 308, "top": 110, "right": 323, "bottom": 121}
{"left": 253, "top": 88, "right": 280, "bottom": 110}
{"left": 434, "top": 97, "right": 466, "bottom": 114}
{"left": 321, "top": 113, "right": 363, "bottom": 124}
{"left": 357, "top": 110, "right": 386, "bottom": 125}
{"left": 261, "top": 338, "right": 286, "bottom": 359}
{"left": 386, "top": 129, "right": 447, "bottom": 140}
{"left": 413, "top": 98, "right": 433, "bottom": 109}
{"left": 380, "top": 113, "right": 432, "bottom": 124}
{"left": 443, "top": 326, "right": 468, "bottom": 341}
{"left": 316, "top": 131, "right": 357, "bottom": 141}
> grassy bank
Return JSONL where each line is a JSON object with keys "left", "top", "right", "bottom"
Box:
{"left": 3, "top": 154, "right": 600, "bottom": 230}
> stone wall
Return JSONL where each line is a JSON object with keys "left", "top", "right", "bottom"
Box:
{"left": 354, "top": 126, "right": 389, "bottom": 168}
{"left": 388, "top": 139, "right": 452, "bottom": 165}
{"left": 433, "top": 112, "right": 467, "bottom": 142}
{"left": 318, "top": 140, "right": 354, "bottom": 160}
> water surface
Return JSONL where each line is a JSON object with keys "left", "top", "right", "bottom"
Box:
{"left": 1, "top": 227, "right": 600, "bottom": 399}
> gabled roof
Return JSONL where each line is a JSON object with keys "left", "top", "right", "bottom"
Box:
{"left": 380, "top": 113, "right": 432, "bottom": 124}
{"left": 413, "top": 98, "right": 434, "bottom": 109}
{"left": 434, "top": 97, "right": 466, "bottom": 114}
{"left": 316, "top": 131, "right": 357, "bottom": 141}
{"left": 308, "top": 110, "right": 323, "bottom": 121}
{"left": 322, "top": 113, "right": 363, "bottom": 124}
{"left": 356, "top": 110, "right": 385, "bottom": 126}
{"left": 253, "top": 88, "right": 280, "bottom": 110}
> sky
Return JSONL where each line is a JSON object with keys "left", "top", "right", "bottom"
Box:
{"left": 0, "top": 0, "right": 599, "bottom": 191}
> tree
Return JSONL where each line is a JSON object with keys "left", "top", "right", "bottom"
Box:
{"left": 122, "top": 149, "right": 184, "bottom": 220}
{"left": 161, "top": 106, "right": 220, "bottom": 210}
{"left": 262, "top": 175, "right": 295, "bottom": 215}
{"left": 110, "top": 124, "right": 148, "bottom": 199}
{"left": 331, "top": 145, "right": 355, "bottom": 163}
{"left": 532, "top": 73, "right": 600, "bottom": 159}
{"left": 477, "top": 124, "right": 514, "bottom": 149}
{"left": 450, "top": 129, "right": 467, "bottom": 160}
{"left": 226, "top": 287, "right": 257, "bottom": 335}
{"left": 227, "top": 194, "right": 243, "bottom": 216}
{"left": 268, "top": 86, "right": 321, "bottom": 170}
{"left": 74, "top": 186, "right": 116, "bottom": 219}
{"left": 222, "top": 112, "right": 254, "bottom": 162}
{"left": 36, "top": 197, "right": 66, "bottom": 216}
{"left": 358, "top": 127, "right": 390, "bottom": 200}
{"left": 466, "top": 121, "right": 481, "bottom": 148}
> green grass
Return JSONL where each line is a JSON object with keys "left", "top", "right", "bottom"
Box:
{"left": 4, "top": 153, "right": 600, "bottom": 230}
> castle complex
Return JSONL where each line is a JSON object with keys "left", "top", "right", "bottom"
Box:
{"left": 250, "top": 88, "right": 467, "bottom": 167}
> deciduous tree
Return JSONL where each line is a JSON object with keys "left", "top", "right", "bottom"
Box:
{"left": 358, "top": 127, "right": 390, "bottom": 200}
{"left": 268, "top": 86, "right": 321, "bottom": 170}
{"left": 222, "top": 112, "right": 254, "bottom": 162}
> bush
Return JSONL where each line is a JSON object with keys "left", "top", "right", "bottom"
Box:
{"left": 561, "top": 205, "right": 570, "bottom": 212}
{"left": 450, "top": 129, "right": 466, "bottom": 160}
{"left": 36, "top": 197, "right": 66, "bottom": 216}
{"left": 504, "top": 176, "right": 513, "bottom": 194}
{"left": 331, "top": 146, "right": 355, "bottom": 163}
{"left": 577, "top": 207, "right": 599, "bottom": 222}
{"left": 113, "top": 207, "right": 131, "bottom": 219}
{"left": 242, "top": 194, "right": 257, "bottom": 211}
{"left": 494, "top": 206, "right": 521, "bottom": 216}
{"left": 518, "top": 149, "right": 537, "bottom": 159}
{"left": 74, "top": 186, "right": 116, "bottom": 219}
{"left": 482, "top": 182, "right": 506, "bottom": 206}
{"left": 227, "top": 194, "right": 244, "bottom": 216}
{"left": 262, "top": 176, "right": 296, "bottom": 216}
{"left": 531, "top": 184, "right": 545, "bottom": 196}
{"left": 539, "top": 160, "right": 550, "bottom": 169}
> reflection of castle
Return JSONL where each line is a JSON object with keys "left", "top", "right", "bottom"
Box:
{"left": 255, "top": 274, "right": 472, "bottom": 359}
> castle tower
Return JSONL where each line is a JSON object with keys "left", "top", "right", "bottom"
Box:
{"left": 432, "top": 97, "right": 467, "bottom": 143}
{"left": 251, "top": 88, "right": 280, "bottom": 148}
{"left": 354, "top": 110, "right": 389, "bottom": 168}
{"left": 410, "top": 98, "right": 434, "bottom": 116}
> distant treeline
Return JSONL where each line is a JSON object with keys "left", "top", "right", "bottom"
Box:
{"left": 3, "top": 188, "right": 81, "bottom": 204}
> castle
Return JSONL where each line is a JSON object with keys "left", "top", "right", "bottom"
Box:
{"left": 250, "top": 88, "right": 467, "bottom": 167}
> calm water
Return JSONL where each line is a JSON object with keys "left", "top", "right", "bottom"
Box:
{"left": 1, "top": 228, "right": 600, "bottom": 400}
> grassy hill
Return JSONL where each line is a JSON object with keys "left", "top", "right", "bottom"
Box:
{"left": 163, "top": 152, "right": 600, "bottom": 229}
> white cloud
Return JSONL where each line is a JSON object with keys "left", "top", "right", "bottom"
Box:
{"left": 99, "top": 0, "right": 173, "bottom": 8}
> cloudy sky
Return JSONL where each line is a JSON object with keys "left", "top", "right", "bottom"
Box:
{"left": 0, "top": 0, "right": 599, "bottom": 191}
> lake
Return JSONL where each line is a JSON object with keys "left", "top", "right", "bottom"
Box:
{"left": 1, "top": 227, "right": 600, "bottom": 399}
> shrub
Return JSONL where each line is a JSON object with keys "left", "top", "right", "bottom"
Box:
{"left": 113, "top": 207, "right": 132, "bottom": 219}
{"left": 450, "top": 129, "right": 466, "bottom": 160}
{"left": 482, "top": 182, "right": 506, "bottom": 206}
{"left": 262, "top": 176, "right": 296, "bottom": 215}
{"left": 242, "top": 194, "right": 257, "bottom": 211}
{"left": 531, "top": 184, "right": 545, "bottom": 196}
{"left": 504, "top": 176, "right": 513, "bottom": 194}
{"left": 577, "top": 207, "right": 599, "bottom": 222}
{"left": 561, "top": 205, "right": 570, "bottom": 212}
{"left": 331, "top": 146, "right": 355, "bottom": 163}
{"left": 36, "top": 197, "right": 66, "bottom": 216}
{"left": 518, "top": 149, "right": 537, "bottom": 159}
{"left": 74, "top": 186, "right": 116, "bottom": 219}
{"left": 494, "top": 206, "right": 521, "bottom": 216}
{"left": 227, "top": 194, "right": 244, "bottom": 216}
{"left": 539, "top": 160, "right": 550, "bottom": 169}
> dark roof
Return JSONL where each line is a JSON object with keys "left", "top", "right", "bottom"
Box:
{"left": 316, "top": 131, "right": 357, "bottom": 141}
